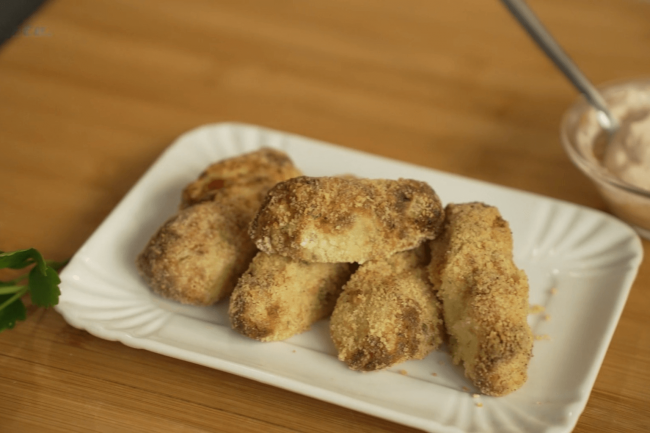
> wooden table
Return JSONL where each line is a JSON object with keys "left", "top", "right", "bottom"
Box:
{"left": 1, "top": 0, "right": 649, "bottom": 431}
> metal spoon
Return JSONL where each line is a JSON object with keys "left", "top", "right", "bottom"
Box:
{"left": 500, "top": 0, "right": 619, "bottom": 134}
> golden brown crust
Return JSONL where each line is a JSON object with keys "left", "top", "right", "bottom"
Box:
{"left": 249, "top": 176, "right": 445, "bottom": 263}
{"left": 181, "top": 147, "right": 303, "bottom": 210}
{"left": 429, "top": 202, "right": 533, "bottom": 396}
{"left": 330, "top": 244, "right": 444, "bottom": 371}
{"left": 229, "top": 252, "right": 352, "bottom": 341}
{"left": 137, "top": 148, "right": 302, "bottom": 305}
{"left": 136, "top": 201, "right": 256, "bottom": 305}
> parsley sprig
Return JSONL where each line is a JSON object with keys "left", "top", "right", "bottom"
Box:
{"left": 0, "top": 249, "right": 68, "bottom": 332}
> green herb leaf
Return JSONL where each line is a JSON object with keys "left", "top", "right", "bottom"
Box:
{"left": 46, "top": 258, "right": 71, "bottom": 272}
{"left": 29, "top": 265, "right": 61, "bottom": 307}
{"left": 0, "top": 249, "right": 47, "bottom": 274}
{"left": 0, "top": 248, "right": 66, "bottom": 333}
{"left": 0, "top": 294, "right": 27, "bottom": 331}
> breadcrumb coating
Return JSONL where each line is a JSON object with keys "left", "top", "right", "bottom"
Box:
{"left": 137, "top": 148, "right": 302, "bottom": 305}
{"left": 330, "top": 244, "right": 444, "bottom": 371}
{"left": 229, "top": 252, "right": 353, "bottom": 341}
{"left": 429, "top": 202, "right": 533, "bottom": 396}
{"left": 137, "top": 201, "right": 255, "bottom": 305}
{"left": 250, "top": 176, "right": 444, "bottom": 263}
{"left": 181, "top": 147, "right": 303, "bottom": 209}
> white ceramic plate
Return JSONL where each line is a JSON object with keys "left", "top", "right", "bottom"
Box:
{"left": 56, "top": 123, "right": 643, "bottom": 433}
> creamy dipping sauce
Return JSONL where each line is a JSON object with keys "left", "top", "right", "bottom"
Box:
{"left": 570, "top": 82, "right": 650, "bottom": 238}
{"left": 604, "top": 108, "right": 650, "bottom": 191}
{"left": 576, "top": 86, "right": 650, "bottom": 190}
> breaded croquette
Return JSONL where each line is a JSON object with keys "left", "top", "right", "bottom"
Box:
{"left": 250, "top": 176, "right": 444, "bottom": 263}
{"left": 429, "top": 202, "right": 533, "bottom": 396}
{"left": 137, "top": 148, "right": 302, "bottom": 305}
{"left": 180, "top": 147, "right": 302, "bottom": 209}
{"left": 229, "top": 252, "right": 353, "bottom": 341}
{"left": 137, "top": 201, "right": 255, "bottom": 305}
{"left": 330, "top": 244, "right": 444, "bottom": 371}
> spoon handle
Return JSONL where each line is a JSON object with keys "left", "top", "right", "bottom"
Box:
{"left": 500, "top": 0, "right": 618, "bottom": 130}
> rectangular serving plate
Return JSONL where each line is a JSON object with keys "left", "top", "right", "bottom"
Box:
{"left": 56, "top": 123, "right": 643, "bottom": 433}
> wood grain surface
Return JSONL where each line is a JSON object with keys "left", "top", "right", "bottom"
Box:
{"left": 1, "top": 0, "right": 649, "bottom": 431}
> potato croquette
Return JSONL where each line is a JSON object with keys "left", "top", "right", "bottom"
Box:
{"left": 429, "top": 202, "right": 533, "bottom": 396}
{"left": 250, "top": 176, "right": 444, "bottom": 263}
{"left": 229, "top": 252, "right": 353, "bottom": 341}
{"left": 137, "top": 201, "right": 255, "bottom": 305}
{"left": 137, "top": 148, "right": 302, "bottom": 305}
{"left": 330, "top": 244, "right": 444, "bottom": 371}
{"left": 181, "top": 147, "right": 303, "bottom": 209}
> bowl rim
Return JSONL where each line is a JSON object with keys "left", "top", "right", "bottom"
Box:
{"left": 560, "top": 77, "right": 650, "bottom": 199}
